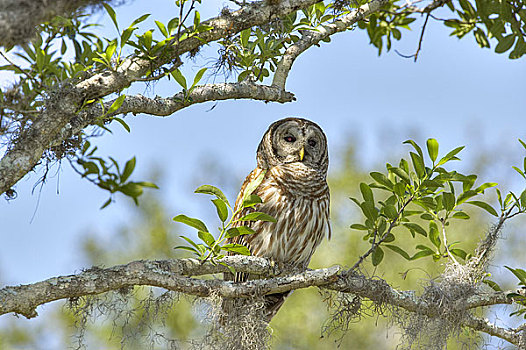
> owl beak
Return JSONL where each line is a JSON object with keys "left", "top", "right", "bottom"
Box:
{"left": 299, "top": 146, "right": 305, "bottom": 161}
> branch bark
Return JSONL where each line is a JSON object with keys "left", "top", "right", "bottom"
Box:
{"left": 51, "top": 82, "right": 295, "bottom": 147}
{"left": 1, "top": 256, "right": 523, "bottom": 347}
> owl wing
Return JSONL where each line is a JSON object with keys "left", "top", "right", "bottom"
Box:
{"left": 225, "top": 167, "right": 268, "bottom": 282}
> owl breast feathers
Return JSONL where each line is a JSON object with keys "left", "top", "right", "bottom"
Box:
{"left": 224, "top": 118, "right": 331, "bottom": 320}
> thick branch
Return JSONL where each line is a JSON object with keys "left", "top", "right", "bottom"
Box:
{"left": 463, "top": 315, "right": 524, "bottom": 347}
{"left": 52, "top": 83, "right": 295, "bottom": 147}
{"left": 0, "top": 256, "right": 523, "bottom": 347}
{"left": 0, "top": 257, "right": 339, "bottom": 318}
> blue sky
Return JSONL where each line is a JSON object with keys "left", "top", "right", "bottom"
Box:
{"left": 0, "top": 0, "right": 525, "bottom": 291}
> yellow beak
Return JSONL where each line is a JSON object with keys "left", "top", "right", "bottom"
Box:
{"left": 299, "top": 146, "right": 305, "bottom": 161}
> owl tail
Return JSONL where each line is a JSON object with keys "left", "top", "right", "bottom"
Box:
{"left": 264, "top": 291, "right": 291, "bottom": 321}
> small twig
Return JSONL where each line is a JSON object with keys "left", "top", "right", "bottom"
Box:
{"left": 414, "top": 12, "right": 430, "bottom": 62}
{"left": 349, "top": 195, "right": 414, "bottom": 271}
{"left": 440, "top": 218, "right": 459, "bottom": 265}
{"left": 0, "top": 50, "right": 39, "bottom": 83}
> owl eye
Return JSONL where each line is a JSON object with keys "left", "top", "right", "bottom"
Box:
{"left": 308, "top": 139, "right": 317, "bottom": 147}
{"left": 284, "top": 135, "right": 296, "bottom": 142}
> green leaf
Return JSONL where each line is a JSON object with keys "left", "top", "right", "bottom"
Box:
{"left": 466, "top": 200, "right": 498, "bottom": 217}
{"left": 238, "top": 212, "right": 277, "bottom": 223}
{"left": 482, "top": 279, "right": 503, "bottom": 292}
{"left": 370, "top": 172, "right": 394, "bottom": 189}
{"left": 385, "top": 244, "right": 411, "bottom": 260}
{"left": 103, "top": 3, "right": 119, "bottom": 31}
{"left": 81, "top": 161, "right": 99, "bottom": 176}
{"left": 106, "top": 95, "right": 126, "bottom": 115}
{"left": 505, "top": 266, "right": 526, "bottom": 285}
{"left": 173, "top": 214, "right": 208, "bottom": 232}
{"left": 131, "top": 13, "right": 151, "bottom": 26}
{"left": 100, "top": 198, "right": 112, "bottom": 209}
{"left": 372, "top": 246, "right": 384, "bottom": 266}
{"left": 403, "top": 222, "right": 427, "bottom": 237}
{"left": 393, "top": 182, "right": 406, "bottom": 197}
{"left": 135, "top": 181, "right": 159, "bottom": 189}
{"left": 121, "top": 156, "right": 136, "bottom": 182}
{"left": 403, "top": 139, "right": 424, "bottom": 159}
{"left": 426, "top": 138, "right": 439, "bottom": 163}
{"left": 442, "top": 192, "right": 456, "bottom": 211}
{"left": 383, "top": 204, "right": 398, "bottom": 220}
{"left": 174, "top": 245, "right": 198, "bottom": 254}
{"left": 113, "top": 117, "right": 131, "bottom": 132}
{"left": 121, "top": 27, "right": 137, "bottom": 47}
{"left": 242, "top": 194, "right": 262, "bottom": 208}
{"left": 220, "top": 261, "right": 236, "bottom": 274}
{"left": 118, "top": 182, "right": 143, "bottom": 198}
{"left": 495, "top": 34, "right": 515, "bottom": 53}
{"left": 450, "top": 248, "right": 468, "bottom": 260}
{"left": 411, "top": 245, "right": 435, "bottom": 260}
{"left": 360, "top": 183, "right": 374, "bottom": 203}
{"left": 179, "top": 235, "right": 201, "bottom": 251}
{"left": 212, "top": 198, "right": 228, "bottom": 222}
{"left": 155, "top": 20, "right": 169, "bottom": 37}
{"left": 452, "top": 211, "right": 470, "bottom": 220}
{"left": 198, "top": 230, "right": 216, "bottom": 247}
{"left": 360, "top": 201, "right": 378, "bottom": 222}
{"left": 226, "top": 226, "right": 255, "bottom": 238}
{"left": 521, "top": 190, "right": 526, "bottom": 209}
{"left": 222, "top": 243, "right": 251, "bottom": 255}
{"left": 389, "top": 166, "right": 411, "bottom": 185}
{"left": 457, "top": 190, "right": 479, "bottom": 205}
{"left": 195, "top": 185, "right": 230, "bottom": 208}
{"left": 192, "top": 67, "right": 207, "bottom": 88}
{"left": 428, "top": 222, "right": 441, "bottom": 249}
{"left": 350, "top": 223, "right": 368, "bottom": 230}
{"left": 240, "top": 28, "right": 251, "bottom": 47}
{"left": 410, "top": 250, "right": 434, "bottom": 260}
{"left": 513, "top": 166, "right": 526, "bottom": 180}
{"left": 171, "top": 69, "right": 187, "bottom": 89}
{"left": 410, "top": 152, "right": 425, "bottom": 178}
{"left": 242, "top": 170, "right": 267, "bottom": 204}
{"left": 475, "top": 182, "right": 497, "bottom": 193}
{"left": 420, "top": 213, "right": 434, "bottom": 220}
{"left": 437, "top": 146, "right": 465, "bottom": 166}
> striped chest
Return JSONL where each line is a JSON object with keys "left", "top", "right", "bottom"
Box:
{"left": 244, "top": 163, "right": 330, "bottom": 268}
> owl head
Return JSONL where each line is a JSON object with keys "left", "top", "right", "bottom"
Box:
{"left": 256, "top": 117, "right": 329, "bottom": 174}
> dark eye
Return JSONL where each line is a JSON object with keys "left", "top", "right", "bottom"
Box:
{"left": 284, "top": 135, "right": 296, "bottom": 142}
{"left": 308, "top": 139, "right": 317, "bottom": 147}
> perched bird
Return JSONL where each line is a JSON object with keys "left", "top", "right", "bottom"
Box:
{"left": 225, "top": 117, "right": 331, "bottom": 321}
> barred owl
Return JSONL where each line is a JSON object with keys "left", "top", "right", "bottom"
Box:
{"left": 226, "top": 117, "right": 331, "bottom": 320}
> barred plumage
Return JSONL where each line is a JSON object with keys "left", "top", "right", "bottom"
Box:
{"left": 225, "top": 117, "right": 331, "bottom": 321}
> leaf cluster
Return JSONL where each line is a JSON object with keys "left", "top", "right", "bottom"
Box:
{"left": 350, "top": 138, "right": 499, "bottom": 266}
{"left": 74, "top": 140, "right": 158, "bottom": 209}
{"left": 444, "top": 0, "right": 526, "bottom": 59}
{"left": 173, "top": 173, "right": 275, "bottom": 272}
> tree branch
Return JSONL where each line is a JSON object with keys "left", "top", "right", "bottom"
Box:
{"left": 51, "top": 83, "right": 295, "bottom": 147}
{"left": 0, "top": 0, "right": 319, "bottom": 196}
{"left": 463, "top": 314, "right": 525, "bottom": 347}
{"left": 272, "top": 0, "right": 389, "bottom": 89}
{"left": 1, "top": 256, "right": 523, "bottom": 347}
